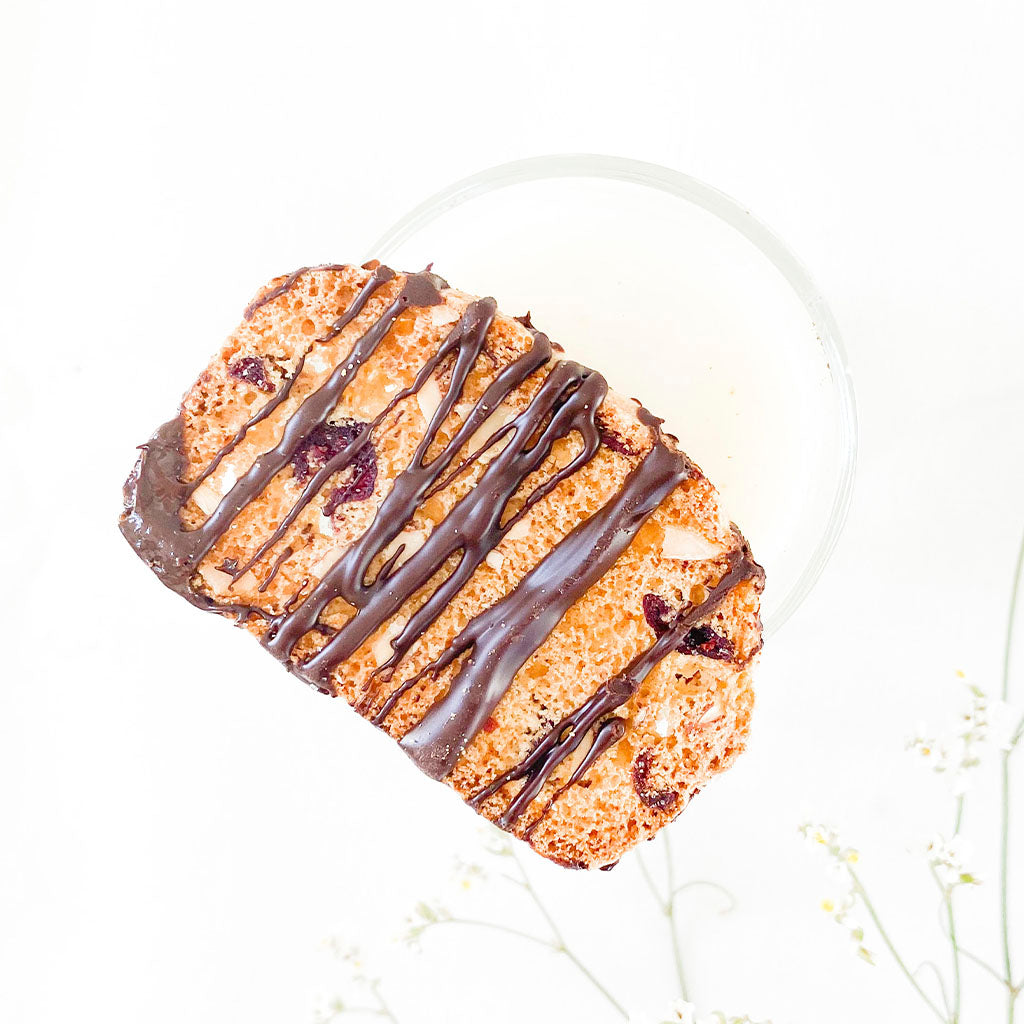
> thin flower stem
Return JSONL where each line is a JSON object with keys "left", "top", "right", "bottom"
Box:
{"left": 950, "top": 901, "right": 963, "bottom": 1022}
{"left": 673, "top": 880, "right": 737, "bottom": 913}
{"left": 1000, "top": 527, "right": 1024, "bottom": 1024}
{"left": 636, "top": 849, "right": 667, "bottom": 910}
{"left": 1003, "top": 528, "right": 1024, "bottom": 705}
{"left": 953, "top": 793, "right": 965, "bottom": 837}
{"left": 664, "top": 832, "right": 690, "bottom": 1002}
{"left": 914, "top": 960, "right": 952, "bottom": 1018}
{"left": 327, "top": 1005, "right": 391, "bottom": 1019}
{"left": 959, "top": 945, "right": 1014, "bottom": 988}
{"left": 512, "top": 853, "right": 568, "bottom": 946}
{"left": 369, "top": 980, "right": 400, "bottom": 1024}
{"left": 929, "top": 866, "right": 962, "bottom": 1023}
{"left": 510, "top": 852, "right": 629, "bottom": 1019}
{"left": 1011, "top": 717, "right": 1024, "bottom": 751}
{"left": 420, "top": 916, "right": 557, "bottom": 950}
{"left": 848, "top": 867, "right": 948, "bottom": 1023}
{"left": 559, "top": 946, "right": 630, "bottom": 1019}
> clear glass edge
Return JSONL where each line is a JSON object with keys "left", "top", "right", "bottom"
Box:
{"left": 366, "top": 153, "right": 858, "bottom": 638}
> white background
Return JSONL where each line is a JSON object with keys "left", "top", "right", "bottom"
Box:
{"left": 2, "top": 2, "right": 1023, "bottom": 1022}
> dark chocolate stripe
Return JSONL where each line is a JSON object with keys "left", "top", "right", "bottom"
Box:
{"left": 522, "top": 716, "right": 627, "bottom": 838}
{"left": 469, "top": 543, "right": 762, "bottom": 826}
{"left": 296, "top": 363, "right": 607, "bottom": 697}
{"left": 257, "top": 545, "right": 294, "bottom": 594}
{"left": 394, "top": 436, "right": 694, "bottom": 781}
{"left": 261, "top": 314, "right": 556, "bottom": 672}
{"left": 188, "top": 266, "right": 397, "bottom": 498}
{"left": 193, "top": 271, "right": 439, "bottom": 559}
{"left": 119, "top": 265, "right": 432, "bottom": 598}
{"left": 243, "top": 264, "right": 350, "bottom": 321}
{"left": 119, "top": 262, "right": 757, "bottom": 804}
{"left": 233, "top": 297, "right": 499, "bottom": 583}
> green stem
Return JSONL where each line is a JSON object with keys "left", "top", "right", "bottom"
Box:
{"left": 422, "top": 916, "right": 558, "bottom": 950}
{"left": 1003, "top": 528, "right": 1024, "bottom": 705}
{"left": 1000, "top": 528, "right": 1024, "bottom": 1024}
{"left": 328, "top": 1006, "right": 391, "bottom": 1020}
{"left": 672, "top": 880, "right": 737, "bottom": 914}
{"left": 953, "top": 793, "right": 965, "bottom": 837}
{"left": 664, "top": 832, "right": 690, "bottom": 1002}
{"left": 511, "top": 852, "right": 629, "bottom": 1019}
{"left": 636, "top": 849, "right": 665, "bottom": 908}
{"left": 930, "top": 867, "right": 962, "bottom": 1023}
{"left": 915, "top": 961, "right": 952, "bottom": 1018}
{"left": 944, "top": 787, "right": 966, "bottom": 1022}
{"left": 959, "top": 946, "right": 1014, "bottom": 988}
{"left": 559, "top": 947, "right": 629, "bottom": 1018}
{"left": 1003, "top": 750, "right": 1016, "bottom": 1024}
{"left": 849, "top": 867, "right": 948, "bottom": 1023}
{"left": 370, "top": 980, "right": 399, "bottom": 1024}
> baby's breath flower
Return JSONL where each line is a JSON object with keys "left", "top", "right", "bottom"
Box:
{"left": 698, "top": 1014, "right": 774, "bottom": 1024}
{"left": 671, "top": 999, "right": 696, "bottom": 1024}
{"left": 452, "top": 856, "right": 486, "bottom": 889}
{"left": 800, "top": 823, "right": 875, "bottom": 963}
{"left": 402, "top": 901, "right": 453, "bottom": 948}
{"left": 924, "top": 835, "right": 981, "bottom": 889}
{"left": 990, "top": 698, "right": 1022, "bottom": 752}
{"left": 644, "top": 1001, "right": 772, "bottom": 1024}
{"left": 906, "top": 730, "right": 957, "bottom": 774}
{"left": 907, "top": 677, "right": 1008, "bottom": 791}
{"left": 854, "top": 943, "right": 875, "bottom": 965}
{"left": 799, "top": 822, "right": 859, "bottom": 866}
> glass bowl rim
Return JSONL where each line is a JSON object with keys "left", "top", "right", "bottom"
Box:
{"left": 368, "top": 153, "right": 858, "bottom": 636}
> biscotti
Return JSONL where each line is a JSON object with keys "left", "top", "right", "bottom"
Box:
{"left": 120, "top": 262, "right": 764, "bottom": 869}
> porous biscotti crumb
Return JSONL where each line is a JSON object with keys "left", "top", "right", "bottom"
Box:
{"left": 120, "top": 262, "right": 764, "bottom": 869}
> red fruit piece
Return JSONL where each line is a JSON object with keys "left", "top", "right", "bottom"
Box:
{"left": 679, "top": 624, "right": 735, "bottom": 661}
{"left": 599, "top": 426, "right": 640, "bottom": 457}
{"left": 228, "top": 356, "right": 275, "bottom": 393}
{"left": 291, "top": 420, "right": 378, "bottom": 513}
{"left": 631, "top": 748, "right": 678, "bottom": 811}
{"left": 642, "top": 594, "right": 735, "bottom": 661}
{"left": 642, "top": 592, "right": 673, "bottom": 634}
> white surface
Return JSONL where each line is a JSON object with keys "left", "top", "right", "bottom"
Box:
{"left": 373, "top": 162, "right": 855, "bottom": 636}
{"left": 2, "top": 2, "right": 1023, "bottom": 1023}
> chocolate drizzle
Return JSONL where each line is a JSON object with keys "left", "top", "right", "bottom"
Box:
{"left": 121, "top": 264, "right": 423, "bottom": 596}
{"left": 520, "top": 717, "right": 627, "bottom": 838}
{"left": 120, "top": 261, "right": 763, "bottom": 848}
{"left": 392, "top": 433, "right": 693, "bottom": 780}
{"left": 466, "top": 543, "right": 761, "bottom": 830}
{"left": 243, "top": 264, "right": 349, "bottom": 321}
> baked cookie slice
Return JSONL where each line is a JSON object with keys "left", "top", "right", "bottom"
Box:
{"left": 120, "top": 262, "right": 764, "bottom": 869}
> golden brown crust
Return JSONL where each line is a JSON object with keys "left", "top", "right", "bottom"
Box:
{"left": 167, "top": 264, "right": 763, "bottom": 868}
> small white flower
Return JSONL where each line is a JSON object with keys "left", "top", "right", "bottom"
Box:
{"left": 670, "top": 999, "right": 697, "bottom": 1024}
{"left": 990, "top": 699, "right": 1022, "bottom": 752}
{"left": 906, "top": 732, "right": 957, "bottom": 773}
{"left": 925, "top": 834, "right": 981, "bottom": 888}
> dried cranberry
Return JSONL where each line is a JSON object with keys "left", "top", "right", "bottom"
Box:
{"left": 324, "top": 455, "right": 377, "bottom": 513}
{"left": 291, "top": 421, "right": 360, "bottom": 483}
{"left": 631, "top": 749, "right": 678, "bottom": 811}
{"left": 228, "top": 356, "right": 274, "bottom": 393}
{"left": 679, "top": 624, "right": 735, "bottom": 661}
{"left": 600, "top": 426, "right": 639, "bottom": 457}
{"left": 642, "top": 593, "right": 673, "bottom": 634}
{"left": 291, "top": 420, "right": 378, "bottom": 512}
{"left": 643, "top": 595, "right": 735, "bottom": 661}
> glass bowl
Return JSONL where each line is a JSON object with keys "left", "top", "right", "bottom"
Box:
{"left": 367, "top": 154, "right": 857, "bottom": 637}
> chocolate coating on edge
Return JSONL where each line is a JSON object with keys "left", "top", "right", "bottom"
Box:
{"left": 119, "top": 263, "right": 763, "bottom": 851}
